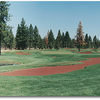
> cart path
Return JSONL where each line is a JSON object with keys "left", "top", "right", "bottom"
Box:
{"left": 0, "top": 58, "right": 100, "bottom": 76}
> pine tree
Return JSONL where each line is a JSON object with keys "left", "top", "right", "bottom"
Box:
{"left": 71, "top": 39, "right": 75, "bottom": 48}
{"left": 16, "top": 18, "right": 28, "bottom": 50}
{"left": 28, "top": 24, "right": 34, "bottom": 50}
{"left": 75, "top": 21, "right": 85, "bottom": 52}
{"left": 37, "top": 35, "right": 43, "bottom": 49}
{"left": 54, "top": 38, "right": 59, "bottom": 50}
{"left": 9, "top": 29, "right": 14, "bottom": 49}
{"left": 0, "top": 1, "right": 10, "bottom": 55}
{"left": 85, "top": 34, "right": 89, "bottom": 48}
{"left": 1, "top": 25, "right": 14, "bottom": 50}
{"left": 33, "top": 26, "right": 39, "bottom": 49}
{"left": 4, "top": 28, "right": 14, "bottom": 49}
{"left": 69, "top": 39, "right": 73, "bottom": 48}
{"left": 61, "top": 32, "right": 65, "bottom": 48}
{"left": 43, "top": 38, "right": 47, "bottom": 49}
{"left": 93, "top": 35, "right": 99, "bottom": 49}
{"left": 56, "top": 30, "right": 62, "bottom": 48}
{"left": 99, "top": 40, "right": 100, "bottom": 48}
{"left": 15, "top": 24, "right": 21, "bottom": 49}
{"left": 48, "top": 30, "right": 55, "bottom": 49}
{"left": 88, "top": 35, "right": 93, "bottom": 48}
{"left": 44, "top": 31, "right": 49, "bottom": 49}
{"left": 65, "top": 31, "right": 71, "bottom": 48}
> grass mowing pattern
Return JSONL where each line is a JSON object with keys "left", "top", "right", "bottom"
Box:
{"left": 0, "top": 48, "right": 100, "bottom": 96}
{"left": 0, "top": 49, "right": 87, "bottom": 72}
{"left": 0, "top": 64, "right": 100, "bottom": 96}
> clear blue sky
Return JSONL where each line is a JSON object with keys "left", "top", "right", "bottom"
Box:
{"left": 8, "top": 1, "right": 100, "bottom": 39}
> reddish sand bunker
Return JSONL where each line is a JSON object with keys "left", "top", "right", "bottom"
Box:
{"left": 65, "top": 48, "right": 70, "bottom": 49}
{"left": 78, "top": 51, "right": 92, "bottom": 54}
{"left": 16, "top": 52, "right": 31, "bottom": 55}
{"left": 0, "top": 58, "right": 100, "bottom": 76}
{"left": 70, "top": 50, "right": 76, "bottom": 52}
{"left": 70, "top": 50, "right": 91, "bottom": 54}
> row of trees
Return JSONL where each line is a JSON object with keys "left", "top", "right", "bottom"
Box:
{"left": 0, "top": 1, "right": 100, "bottom": 55}
{"left": 1, "top": 18, "right": 100, "bottom": 51}
{"left": 15, "top": 19, "right": 100, "bottom": 51}
{"left": 15, "top": 18, "right": 73, "bottom": 50}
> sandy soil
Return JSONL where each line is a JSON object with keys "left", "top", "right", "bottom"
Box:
{"left": 0, "top": 58, "right": 100, "bottom": 76}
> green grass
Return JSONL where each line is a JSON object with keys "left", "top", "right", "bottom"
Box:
{"left": 0, "top": 48, "right": 100, "bottom": 96}
{"left": 0, "top": 64, "right": 100, "bottom": 96}
{"left": 0, "top": 48, "right": 87, "bottom": 72}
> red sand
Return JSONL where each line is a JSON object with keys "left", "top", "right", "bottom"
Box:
{"left": 70, "top": 50, "right": 91, "bottom": 54}
{"left": 70, "top": 50, "right": 76, "bottom": 52}
{"left": 0, "top": 58, "right": 100, "bottom": 76}
{"left": 16, "top": 52, "right": 31, "bottom": 55}
{"left": 78, "top": 51, "right": 92, "bottom": 54}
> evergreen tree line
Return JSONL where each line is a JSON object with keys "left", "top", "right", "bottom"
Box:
{"left": 0, "top": 1, "right": 100, "bottom": 54}
{"left": 15, "top": 18, "right": 100, "bottom": 50}
{"left": 1, "top": 18, "right": 100, "bottom": 50}
{"left": 15, "top": 18, "right": 75, "bottom": 50}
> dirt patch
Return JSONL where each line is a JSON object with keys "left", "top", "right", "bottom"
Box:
{"left": 0, "top": 57, "right": 100, "bottom": 76}
{"left": 70, "top": 50, "right": 83, "bottom": 52}
{"left": 78, "top": 51, "right": 92, "bottom": 54}
{"left": 70, "top": 50, "right": 76, "bottom": 52}
{"left": 16, "top": 52, "right": 31, "bottom": 55}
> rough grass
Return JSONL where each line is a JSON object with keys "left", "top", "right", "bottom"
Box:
{"left": 0, "top": 64, "right": 100, "bottom": 96}
{"left": 0, "top": 48, "right": 100, "bottom": 96}
{"left": 0, "top": 49, "right": 86, "bottom": 72}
